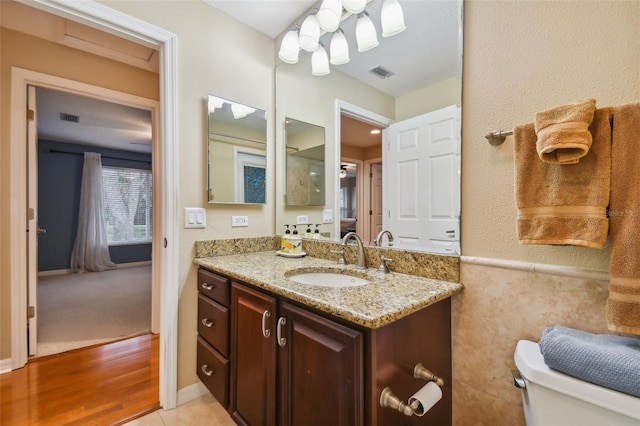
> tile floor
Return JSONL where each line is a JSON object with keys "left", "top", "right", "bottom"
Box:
{"left": 124, "top": 394, "right": 235, "bottom": 426}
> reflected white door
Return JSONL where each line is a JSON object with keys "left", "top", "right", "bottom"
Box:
{"left": 27, "top": 85, "right": 38, "bottom": 355}
{"left": 383, "top": 105, "right": 460, "bottom": 251}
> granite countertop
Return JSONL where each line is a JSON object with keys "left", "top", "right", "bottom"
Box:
{"left": 194, "top": 251, "right": 464, "bottom": 329}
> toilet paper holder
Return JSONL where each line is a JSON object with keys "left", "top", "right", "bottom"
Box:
{"left": 379, "top": 363, "right": 444, "bottom": 416}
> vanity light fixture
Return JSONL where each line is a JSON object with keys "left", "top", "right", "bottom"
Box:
{"left": 278, "top": 0, "right": 405, "bottom": 76}
{"left": 356, "top": 12, "right": 378, "bottom": 52}
{"left": 329, "top": 29, "right": 350, "bottom": 65}
{"left": 370, "top": 129, "right": 381, "bottom": 135}
{"left": 381, "top": 0, "right": 406, "bottom": 37}
{"left": 311, "top": 43, "right": 331, "bottom": 76}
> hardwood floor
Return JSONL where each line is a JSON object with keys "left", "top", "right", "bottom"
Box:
{"left": 0, "top": 334, "right": 159, "bottom": 426}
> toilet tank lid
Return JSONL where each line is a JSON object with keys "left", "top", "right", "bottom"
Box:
{"left": 514, "top": 340, "right": 640, "bottom": 420}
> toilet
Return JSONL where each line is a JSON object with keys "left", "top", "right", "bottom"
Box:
{"left": 513, "top": 340, "right": 640, "bottom": 426}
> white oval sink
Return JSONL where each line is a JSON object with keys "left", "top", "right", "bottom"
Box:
{"left": 286, "top": 271, "right": 370, "bottom": 287}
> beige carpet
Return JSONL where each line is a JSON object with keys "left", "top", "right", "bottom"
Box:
{"left": 37, "top": 265, "right": 152, "bottom": 357}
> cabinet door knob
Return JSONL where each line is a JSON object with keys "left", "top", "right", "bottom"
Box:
{"left": 261, "top": 310, "right": 271, "bottom": 338}
{"left": 277, "top": 317, "right": 287, "bottom": 347}
{"left": 201, "top": 318, "right": 214, "bottom": 328}
{"left": 201, "top": 283, "right": 215, "bottom": 291}
{"left": 201, "top": 364, "right": 214, "bottom": 376}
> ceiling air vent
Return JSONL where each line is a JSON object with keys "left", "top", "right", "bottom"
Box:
{"left": 368, "top": 65, "right": 394, "bottom": 80}
{"left": 60, "top": 112, "right": 80, "bottom": 123}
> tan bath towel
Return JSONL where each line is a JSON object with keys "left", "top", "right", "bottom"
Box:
{"left": 514, "top": 107, "right": 611, "bottom": 248}
{"left": 608, "top": 102, "right": 640, "bottom": 335}
{"left": 534, "top": 99, "right": 597, "bottom": 164}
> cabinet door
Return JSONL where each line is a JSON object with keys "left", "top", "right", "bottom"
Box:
{"left": 231, "top": 282, "right": 277, "bottom": 426}
{"left": 278, "top": 301, "right": 364, "bottom": 426}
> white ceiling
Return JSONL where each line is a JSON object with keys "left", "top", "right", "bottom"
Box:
{"left": 36, "top": 87, "right": 153, "bottom": 154}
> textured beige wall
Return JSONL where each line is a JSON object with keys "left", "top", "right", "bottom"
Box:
{"left": 454, "top": 1, "right": 639, "bottom": 424}
{"left": 97, "top": 0, "right": 275, "bottom": 390}
{"left": 461, "top": 0, "right": 640, "bottom": 269}
{"left": 0, "top": 27, "right": 159, "bottom": 361}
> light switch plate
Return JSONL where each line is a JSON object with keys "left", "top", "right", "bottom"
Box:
{"left": 184, "top": 207, "right": 206, "bottom": 229}
{"left": 296, "top": 215, "right": 309, "bottom": 224}
{"left": 322, "top": 209, "right": 333, "bottom": 223}
{"left": 232, "top": 215, "right": 249, "bottom": 227}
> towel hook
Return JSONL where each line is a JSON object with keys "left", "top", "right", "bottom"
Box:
{"left": 485, "top": 129, "right": 513, "bottom": 146}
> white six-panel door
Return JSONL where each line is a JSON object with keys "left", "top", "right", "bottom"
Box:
{"left": 383, "top": 105, "right": 460, "bottom": 252}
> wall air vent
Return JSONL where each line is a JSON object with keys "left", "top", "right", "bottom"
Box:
{"left": 368, "top": 65, "right": 394, "bottom": 80}
{"left": 60, "top": 112, "right": 80, "bottom": 123}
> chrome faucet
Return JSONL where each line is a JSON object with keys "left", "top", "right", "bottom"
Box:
{"left": 342, "top": 231, "right": 366, "bottom": 269}
{"left": 375, "top": 230, "right": 394, "bottom": 247}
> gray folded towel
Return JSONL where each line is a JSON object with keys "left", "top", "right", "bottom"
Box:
{"left": 538, "top": 325, "right": 640, "bottom": 397}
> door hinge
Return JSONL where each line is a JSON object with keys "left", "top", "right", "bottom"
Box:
{"left": 27, "top": 109, "right": 35, "bottom": 122}
{"left": 27, "top": 306, "right": 35, "bottom": 319}
{"left": 28, "top": 208, "right": 35, "bottom": 220}
{"left": 369, "top": 210, "right": 373, "bottom": 216}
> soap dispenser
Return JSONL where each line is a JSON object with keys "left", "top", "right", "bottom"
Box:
{"left": 281, "top": 225, "right": 291, "bottom": 253}
{"left": 305, "top": 224, "right": 313, "bottom": 238}
{"left": 313, "top": 224, "right": 322, "bottom": 239}
{"left": 289, "top": 225, "right": 303, "bottom": 254}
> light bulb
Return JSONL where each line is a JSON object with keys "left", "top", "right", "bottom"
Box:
{"left": 381, "top": 0, "right": 406, "bottom": 37}
{"left": 299, "top": 14, "right": 320, "bottom": 52}
{"left": 278, "top": 29, "right": 300, "bottom": 64}
{"left": 329, "top": 29, "right": 350, "bottom": 65}
{"left": 311, "top": 45, "right": 330, "bottom": 76}
{"left": 317, "top": 0, "right": 342, "bottom": 33}
{"left": 356, "top": 13, "right": 378, "bottom": 52}
{"left": 342, "top": 0, "right": 366, "bottom": 14}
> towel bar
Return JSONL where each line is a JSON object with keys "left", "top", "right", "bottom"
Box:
{"left": 485, "top": 129, "right": 513, "bottom": 146}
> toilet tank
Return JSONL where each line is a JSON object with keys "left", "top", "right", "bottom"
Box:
{"left": 513, "top": 340, "right": 640, "bottom": 426}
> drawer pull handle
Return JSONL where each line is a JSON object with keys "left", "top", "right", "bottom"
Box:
{"left": 261, "top": 310, "right": 271, "bottom": 338}
{"left": 201, "top": 318, "right": 214, "bottom": 328}
{"left": 201, "top": 364, "right": 214, "bottom": 376}
{"left": 277, "top": 317, "right": 287, "bottom": 347}
{"left": 201, "top": 283, "right": 215, "bottom": 291}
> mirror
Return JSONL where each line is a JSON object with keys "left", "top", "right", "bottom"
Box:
{"left": 275, "top": 0, "right": 463, "bottom": 254}
{"left": 285, "top": 118, "right": 325, "bottom": 206}
{"left": 208, "top": 95, "right": 267, "bottom": 204}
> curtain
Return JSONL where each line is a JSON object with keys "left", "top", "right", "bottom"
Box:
{"left": 70, "top": 152, "right": 116, "bottom": 272}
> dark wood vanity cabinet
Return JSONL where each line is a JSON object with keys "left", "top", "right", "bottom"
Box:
{"left": 196, "top": 268, "right": 231, "bottom": 409}
{"left": 230, "top": 282, "right": 364, "bottom": 426}
{"left": 198, "top": 267, "right": 452, "bottom": 426}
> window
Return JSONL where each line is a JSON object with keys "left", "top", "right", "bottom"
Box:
{"left": 102, "top": 166, "right": 152, "bottom": 245}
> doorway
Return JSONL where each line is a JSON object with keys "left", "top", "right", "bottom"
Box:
{"left": 7, "top": 0, "right": 179, "bottom": 410}
{"left": 32, "top": 86, "right": 156, "bottom": 357}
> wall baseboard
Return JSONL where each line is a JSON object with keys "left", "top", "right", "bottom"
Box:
{"left": 0, "top": 358, "right": 13, "bottom": 374}
{"left": 176, "top": 381, "right": 209, "bottom": 406}
{"left": 38, "top": 261, "right": 153, "bottom": 277}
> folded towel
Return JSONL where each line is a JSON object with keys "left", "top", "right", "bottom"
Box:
{"left": 513, "top": 107, "right": 612, "bottom": 248}
{"left": 534, "top": 99, "right": 596, "bottom": 164}
{"left": 538, "top": 325, "right": 640, "bottom": 397}
{"left": 608, "top": 102, "right": 640, "bottom": 336}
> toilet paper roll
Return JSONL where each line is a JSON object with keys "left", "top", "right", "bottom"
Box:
{"left": 408, "top": 381, "right": 442, "bottom": 417}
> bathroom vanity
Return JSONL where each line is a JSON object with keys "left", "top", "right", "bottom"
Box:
{"left": 195, "top": 251, "right": 462, "bottom": 426}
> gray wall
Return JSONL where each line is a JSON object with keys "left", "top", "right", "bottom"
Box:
{"left": 38, "top": 140, "right": 152, "bottom": 272}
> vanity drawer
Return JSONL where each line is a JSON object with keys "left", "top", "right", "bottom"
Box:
{"left": 197, "top": 336, "right": 229, "bottom": 408}
{"left": 198, "top": 268, "right": 230, "bottom": 307}
{"left": 198, "top": 293, "right": 229, "bottom": 356}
